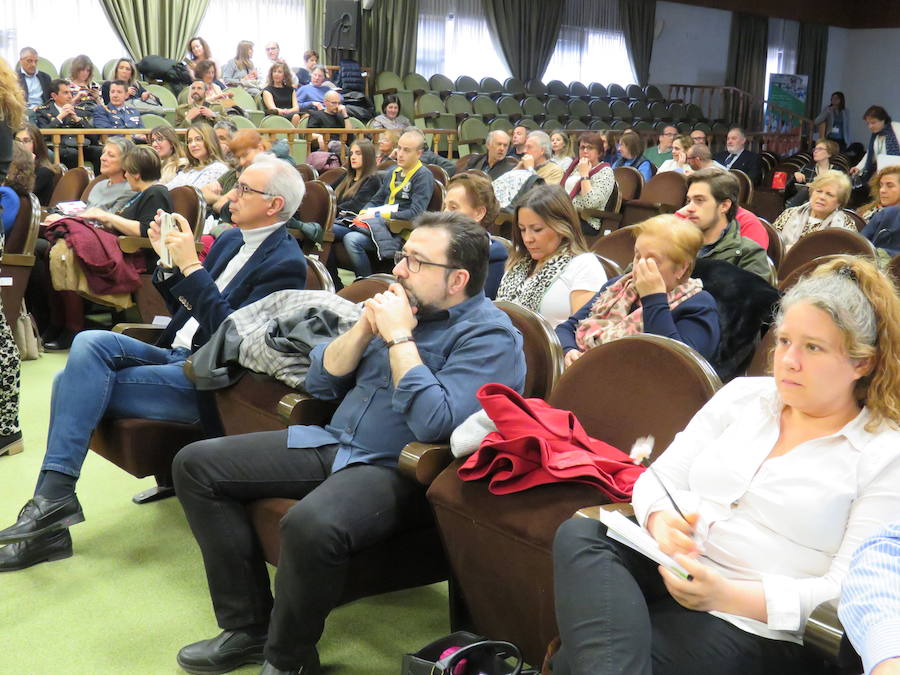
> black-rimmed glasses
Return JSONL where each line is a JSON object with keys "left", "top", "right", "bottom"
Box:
{"left": 234, "top": 182, "right": 274, "bottom": 198}
{"left": 393, "top": 251, "right": 457, "bottom": 273}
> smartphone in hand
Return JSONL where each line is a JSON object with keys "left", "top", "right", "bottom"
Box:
{"left": 158, "top": 212, "right": 177, "bottom": 268}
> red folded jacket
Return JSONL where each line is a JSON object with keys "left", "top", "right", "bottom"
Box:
{"left": 458, "top": 383, "right": 645, "bottom": 501}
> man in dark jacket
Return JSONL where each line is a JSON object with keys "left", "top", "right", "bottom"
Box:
{"left": 17, "top": 47, "right": 51, "bottom": 110}
{"left": 467, "top": 130, "right": 515, "bottom": 181}
{"left": 34, "top": 79, "right": 102, "bottom": 170}
{"left": 0, "top": 158, "right": 308, "bottom": 571}
{"left": 713, "top": 127, "right": 762, "bottom": 186}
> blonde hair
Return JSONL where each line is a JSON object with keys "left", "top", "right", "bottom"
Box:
{"left": 808, "top": 169, "right": 852, "bottom": 208}
{"left": 550, "top": 130, "right": 575, "bottom": 159}
{"left": 634, "top": 214, "right": 704, "bottom": 276}
{"left": 778, "top": 257, "right": 900, "bottom": 430}
{"left": 0, "top": 57, "right": 25, "bottom": 128}
{"left": 862, "top": 165, "right": 900, "bottom": 216}
{"left": 185, "top": 124, "right": 226, "bottom": 169}
{"left": 673, "top": 134, "right": 694, "bottom": 154}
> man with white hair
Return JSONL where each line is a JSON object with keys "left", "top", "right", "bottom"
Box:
{"left": 713, "top": 126, "right": 762, "bottom": 186}
{"left": 466, "top": 129, "right": 514, "bottom": 180}
{"left": 0, "top": 158, "right": 309, "bottom": 572}
{"left": 517, "top": 130, "right": 564, "bottom": 184}
{"left": 17, "top": 46, "right": 51, "bottom": 110}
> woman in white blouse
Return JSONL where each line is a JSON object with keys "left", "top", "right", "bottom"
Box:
{"left": 495, "top": 184, "right": 605, "bottom": 327}
{"left": 560, "top": 131, "right": 616, "bottom": 236}
{"left": 657, "top": 134, "right": 693, "bottom": 174}
{"left": 166, "top": 124, "right": 229, "bottom": 190}
{"left": 551, "top": 257, "right": 900, "bottom": 675}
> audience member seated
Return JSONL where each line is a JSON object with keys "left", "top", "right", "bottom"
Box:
{"left": 815, "top": 91, "right": 850, "bottom": 151}
{"left": 560, "top": 131, "right": 615, "bottom": 236}
{"left": 333, "top": 139, "right": 381, "bottom": 214}
{"left": 66, "top": 55, "right": 103, "bottom": 112}
{"left": 375, "top": 130, "right": 399, "bottom": 166}
{"left": 213, "top": 119, "right": 238, "bottom": 167}
{"left": 443, "top": 172, "right": 506, "bottom": 298}
{"left": 369, "top": 94, "right": 411, "bottom": 130}
{"left": 507, "top": 124, "right": 527, "bottom": 159}
{"left": 171, "top": 211, "right": 526, "bottom": 675}
{"left": 612, "top": 131, "right": 654, "bottom": 181}
{"left": 860, "top": 165, "right": 900, "bottom": 223}
{"left": 92, "top": 80, "right": 145, "bottom": 141}
{"left": 658, "top": 134, "right": 694, "bottom": 174}
{"left": 101, "top": 58, "right": 163, "bottom": 113}
{"left": 840, "top": 522, "right": 900, "bottom": 675}
{"left": 602, "top": 129, "right": 621, "bottom": 166}
{"left": 307, "top": 90, "right": 353, "bottom": 152}
{"left": 516, "top": 130, "right": 564, "bottom": 184}
{"left": 297, "top": 65, "right": 332, "bottom": 112}
{"left": 0, "top": 142, "right": 34, "bottom": 235}
{"left": 852, "top": 105, "right": 900, "bottom": 180}
{"left": 261, "top": 63, "right": 301, "bottom": 126}
{"left": 334, "top": 128, "right": 433, "bottom": 279}
{"left": 194, "top": 60, "right": 231, "bottom": 104}
{"left": 679, "top": 168, "right": 770, "bottom": 278}
{"left": 861, "top": 205, "right": 900, "bottom": 258}
{"left": 201, "top": 130, "right": 270, "bottom": 225}
{"left": 496, "top": 183, "right": 605, "bottom": 327}
{"left": 0, "top": 157, "right": 309, "bottom": 572}
{"left": 465, "top": 130, "right": 513, "bottom": 181}
{"left": 553, "top": 257, "right": 900, "bottom": 675}
{"left": 550, "top": 130, "right": 576, "bottom": 170}
{"left": 264, "top": 42, "right": 286, "bottom": 68}
{"left": 685, "top": 143, "right": 726, "bottom": 174}
{"left": 295, "top": 49, "right": 319, "bottom": 86}
{"left": 557, "top": 215, "right": 719, "bottom": 368}
{"left": 34, "top": 78, "right": 103, "bottom": 171}
{"left": 786, "top": 139, "right": 841, "bottom": 208}
{"left": 772, "top": 170, "right": 855, "bottom": 251}
{"left": 184, "top": 36, "right": 217, "bottom": 79}
{"left": 176, "top": 80, "right": 225, "bottom": 128}
{"left": 714, "top": 126, "right": 762, "bottom": 185}
{"left": 149, "top": 125, "right": 188, "bottom": 184}
{"left": 645, "top": 124, "right": 678, "bottom": 168}
{"left": 14, "top": 123, "right": 61, "bottom": 205}
{"left": 222, "top": 40, "right": 261, "bottom": 97}
{"left": 165, "top": 124, "right": 229, "bottom": 190}
{"left": 17, "top": 47, "right": 51, "bottom": 111}
{"left": 690, "top": 128, "right": 709, "bottom": 147}
{"left": 733, "top": 205, "right": 769, "bottom": 250}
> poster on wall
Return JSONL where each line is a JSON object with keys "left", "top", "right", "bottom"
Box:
{"left": 766, "top": 73, "right": 808, "bottom": 133}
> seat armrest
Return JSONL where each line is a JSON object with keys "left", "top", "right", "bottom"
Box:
{"left": 0, "top": 253, "right": 36, "bottom": 266}
{"left": 113, "top": 323, "right": 164, "bottom": 343}
{"left": 277, "top": 392, "right": 337, "bottom": 426}
{"left": 374, "top": 87, "right": 398, "bottom": 96}
{"left": 398, "top": 442, "right": 452, "bottom": 485}
{"left": 580, "top": 208, "right": 623, "bottom": 223}
{"left": 624, "top": 200, "right": 677, "bottom": 214}
{"left": 575, "top": 503, "right": 634, "bottom": 520}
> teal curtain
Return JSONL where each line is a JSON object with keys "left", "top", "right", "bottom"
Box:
{"left": 98, "top": 0, "right": 210, "bottom": 62}
{"left": 619, "top": 0, "right": 655, "bottom": 86}
{"left": 484, "top": 0, "right": 564, "bottom": 83}
{"left": 797, "top": 23, "right": 829, "bottom": 118}
{"left": 361, "top": 0, "right": 419, "bottom": 75}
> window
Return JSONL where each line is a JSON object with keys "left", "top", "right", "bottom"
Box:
{"left": 543, "top": 0, "right": 635, "bottom": 86}
{"left": 195, "top": 0, "right": 307, "bottom": 80}
{"left": 1, "top": 0, "right": 129, "bottom": 76}
{"left": 416, "top": 0, "right": 509, "bottom": 80}
{"left": 764, "top": 17, "right": 799, "bottom": 98}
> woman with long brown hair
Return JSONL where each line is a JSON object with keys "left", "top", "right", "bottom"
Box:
{"left": 15, "top": 123, "right": 61, "bottom": 205}
{"left": 222, "top": 40, "right": 261, "bottom": 97}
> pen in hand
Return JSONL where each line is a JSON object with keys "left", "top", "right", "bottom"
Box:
{"left": 629, "top": 435, "right": 691, "bottom": 525}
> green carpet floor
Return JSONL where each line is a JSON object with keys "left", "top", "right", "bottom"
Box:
{"left": 2, "top": 353, "right": 449, "bottom": 674}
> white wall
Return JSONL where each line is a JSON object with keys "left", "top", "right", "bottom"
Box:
{"left": 648, "top": 1, "right": 732, "bottom": 89}
{"left": 840, "top": 27, "right": 900, "bottom": 144}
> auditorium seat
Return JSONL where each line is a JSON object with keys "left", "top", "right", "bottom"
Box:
{"left": 758, "top": 217, "right": 784, "bottom": 270}
{"left": 296, "top": 180, "right": 336, "bottom": 258}
{"left": 620, "top": 171, "right": 687, "bottom": 227}
{"left": 0, "top": 194, "right": 41, "bottom": 328}
{"left": 777, "top": 254, "right": 856, "bottom": 292}
{"left": 842, "top": 208, "right": 867, "bottom": 232}
{"left": 730, "top": 168, "right": 753, "bottom": 207}
{"left": 591, "top": 225, "right": 637, "bottom": 270}
{"left": 47, "top": 166, "right": 92, "bottom": 207}
{"left": 777, "top": 229, "right": 875, "bottom": 283}
{"left": 612, "top": 166, "right": 643, "bottom": 201}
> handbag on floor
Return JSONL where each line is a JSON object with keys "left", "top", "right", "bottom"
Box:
{"left": 13, "top": 300, "right": 42, "bottom": 360}
{"left": 401, "top": 631, "right": 538, "bottom": 675}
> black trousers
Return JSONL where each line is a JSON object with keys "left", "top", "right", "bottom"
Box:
{"left": 551, "top": 517, "right": 815, "bottom": 675}
{"left": 172, "top": 429, "right": 433, "bottom": 670}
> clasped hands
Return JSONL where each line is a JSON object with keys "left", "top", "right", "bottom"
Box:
{"left": 356, "top": 283, "right": 417, "bottom": 343}
{"left": 148, "top": 210, "right": 199, "bottom": 271}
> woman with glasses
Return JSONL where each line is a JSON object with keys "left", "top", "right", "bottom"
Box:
{"left": 560, "top": 131, "right": 616, "bottom": 236}
{"left": 149, "top": 126, "right": 188, "bottom": 184}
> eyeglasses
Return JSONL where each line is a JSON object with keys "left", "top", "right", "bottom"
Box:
{"left": 661, "top": 132, "right": 677, "bottom": 137}
{"left": 233, "top": 182, "right": 274, "bottom": 198}
{"left": 393, "top": 251, "right": 457, "bottom": 273}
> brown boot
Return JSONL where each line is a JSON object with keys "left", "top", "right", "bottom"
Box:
{"left": 541, "top": 636, "right": 561, "bottom": 674}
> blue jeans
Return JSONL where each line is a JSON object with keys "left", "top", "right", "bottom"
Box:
{"left": 40, "top": 330, "right": 199, "bottom": 481}
{"left": 331, "top": 224, "right": 375, "bottom": 278}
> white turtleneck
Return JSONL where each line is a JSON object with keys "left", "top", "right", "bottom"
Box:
{"left": 171, "top": 221, "right": 284, "bottom": 350}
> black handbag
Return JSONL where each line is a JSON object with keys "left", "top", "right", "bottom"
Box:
{"left": 401, "top": 631, "right": 538, "bottom": 675}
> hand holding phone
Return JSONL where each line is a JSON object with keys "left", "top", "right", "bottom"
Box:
{"left": 158, "top": 212, "right": 177, "bottom": 268}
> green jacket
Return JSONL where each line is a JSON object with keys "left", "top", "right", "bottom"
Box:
{"left": 700, "top": 220, "right": 771, "bottom": 280}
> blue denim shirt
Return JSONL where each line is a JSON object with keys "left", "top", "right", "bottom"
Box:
{"left": 287, "top": 292, "right": 526, "bottom": 472}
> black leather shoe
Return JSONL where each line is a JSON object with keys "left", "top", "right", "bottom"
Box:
{"left": 0, "top": 529, "right": 73, "bottom": 571}
{"left": 43, "top": 332, "right": 75, "bottom": 351}
{"left": 177, "top": 629, "right": 268, "bottom": 674}
{"left": 258, "top": 651, "right": 320, "bottom": 675}
{"left": 0, "top": 495, "right": 84, "bottom": 544}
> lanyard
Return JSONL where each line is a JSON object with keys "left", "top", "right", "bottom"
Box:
{"left": 388, "top": 161, "right": 422, "bottom": 204}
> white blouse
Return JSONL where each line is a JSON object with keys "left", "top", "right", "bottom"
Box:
{"left": 632, "top": 377, "right": 900, "bottom": 644}
{"left": 165, "top": 161, "right": 230, "bottom": 190}
{"left": 538, "top": 252, "right": 606, "bottom": 327}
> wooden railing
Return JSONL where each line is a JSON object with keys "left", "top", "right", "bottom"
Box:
{"left": 40, "top": 126, "right": 459, "bottom": 168}
{"left": 667, "top": 84, "right": 814, "bottom": 155}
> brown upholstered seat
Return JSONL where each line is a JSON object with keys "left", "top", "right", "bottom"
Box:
{"left": 758, "top": 216, "right": 783, "bottom": 271}
{"left": 620, "top": 171, "right": 687, "bottom": 227}
{"left": 612, "top": 165, "right": 642, "bottom": 201}
{"left": 295, "top": 163, "right": 319, "bottom": 183}
{"left": 303, "top": 254, "right": 335, "bottom": 292}
{"left": 316, "top": 167, "right": 347, "bottom": 188}
{"left": 427, "top": 163, "right": 449, "bottom": 186}
{"left": 842, "top": 208, "right": 866, "bottom": 232}
{"left": 493, "top": 301, "right": 563, "bottom": 401}
{"left": 730, "top": 168, "right": 753, "bottom": 207}
{"left": 0, "top": 194, "right": 41, "bottom": 327}
{"left": 47, "top": 166, "right": 91, "bottom": 207}
{"left": 579, "top": 180, "right": 622, "bottom": 241}
{"left": 426, "top": 334, "right": 721, "bottom": 665}
{"left": 335, "top": 274, "right": 393, "bottom": 302}
{"left": 296, "top": 179, "right": 336, "bottom": 258}
{"left": 778, "top": 229, "right": 875, "bottom": 283}
{"left": 777, "top": 254, "right": 854, "bottom": 292}
{"left": 590, "top": 225, "right": 637, "bottom": 269}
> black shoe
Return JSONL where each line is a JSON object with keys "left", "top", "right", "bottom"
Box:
{"left": 177, "top": 629, "right": 268, "bottom": 674}
{"left": 0, "top": 494, "right": 84, "bottom": 544}
{"left": 259, "top": 651, "right": 320, "bottom": 675}
{"left": 0, "top": 529, "right": 73, "bottom": 571}
{"left": 0, "top": 431, "right": 23, "bottom": 457}
{"left": 44, "top": 330, "right": 76, "bottom": 351}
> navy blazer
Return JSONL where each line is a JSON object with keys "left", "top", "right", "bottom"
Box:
{"left": 714, "top": 149, "right": 762, "bottom": 186}
{"left": 153, "top": 225, "right": 306, "bottom": 351}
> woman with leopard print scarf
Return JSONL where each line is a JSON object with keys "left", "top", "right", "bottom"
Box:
{"left": 496, "top": 184, "right": 606, "bottom": 327}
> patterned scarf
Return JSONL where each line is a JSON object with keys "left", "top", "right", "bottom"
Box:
{"left": 865, "top": 123, "right": 900, "bottom": 176}
{"left": 575, "top": 272, "right": 704, "bottom": 351}
{"left": 496, "top": 253, "right": 573, "bottom": 313}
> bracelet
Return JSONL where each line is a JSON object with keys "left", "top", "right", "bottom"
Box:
{"left": 181, "top": 262, "right": 203, "bottom": 275}
{"left": 386, "top": 335, "right": 415, "bottom": 348}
